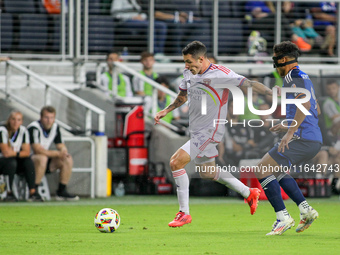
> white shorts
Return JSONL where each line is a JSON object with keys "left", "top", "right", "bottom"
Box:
{"left": 180, "top": 131, "right": 219, "bottom": 164}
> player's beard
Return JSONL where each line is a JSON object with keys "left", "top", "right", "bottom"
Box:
{"left": 190, "top": 67, "right": 199, "bottom": 75}
{"left": 276, "top": 67, "right": 285, "bottom": 77}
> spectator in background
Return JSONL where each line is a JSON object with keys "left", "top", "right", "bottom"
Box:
{"left": 239, "top": 77, "right": 265, "bottom": 121}
{"left": 309, "top": 2, "right": 336, "bottom": 57}
{"left": 312, "top": 102, "right": 340, "bottom": 190}
{"left": 245, "top": 1, "right": 299, "bottom": 51}
{"left": 263, "top": 70, "right": 285, "bottom": 119}
{"left": 153, "top": 76, "right": 180, "bottom": 124}
{"left": 155, "top": 0, "right": 211, "bottom": 55}
{"left": 263, "top": 70, "right": 283, "bottom": 89}
{"left": 323, "top": 80, "right": 340, "bottom": 135}
{"left": 283, "top": 2, "right": 335, "bottom": 55}
{"left": 101, "top": 51, "right": 133, "bottom": 98}
{"left": 111, "top": 0, "right": 167, "bottom": 54}
{"left": 42, "top": 0, "right": 61, "bottom": 14}
{"left": 0, "top": 56, "right": 9, "bottom": 62}
{"left": 28, "top": 106, "right": 79, "bottom": 201}
{"left": 133, "top": 52, "right": 159, "bottom": 96}
{"left": 282, "top": 1, "right": 313, "bottom": 52}
{"left": 217, "top": 100, "right": 256, "bottom": 166}
{"left": 251, "top": 103, "right": 279, "bottom": 157}
{"left": 0, "top": 111, "right": 43, "bottom": 202}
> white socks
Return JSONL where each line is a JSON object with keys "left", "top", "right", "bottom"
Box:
{"left": 276, "top": 201, "right": 310, "bottom": 222}
{"left": 298, "top": 201, "right": 310, "bottom": 214}
{"left": 276, "top": 209, "right": 290, "bottom": 221}
{"left": 172, "top": 169, "right": 190, "bottom": 215}
{"left": 214, "top": 170, "right": 250, "bottom": 198}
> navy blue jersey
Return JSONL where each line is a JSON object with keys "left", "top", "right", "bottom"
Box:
{"left": 283, "top": 66, "right": 322, "bottom": 143}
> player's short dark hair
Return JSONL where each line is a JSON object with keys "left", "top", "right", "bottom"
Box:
{"left": 41, "top": 106, "right": 56, "bottom": 117}
{"left": 273, "top": 41, "right": 300, "bottom": 60}
{"left": 140, "top": 51, "right": 154, "bottom": 61}
{"left": 182, "top": 41, "right": 207, "bottom": 59}
{"left": 106, "top": 50, "right": 120, "bottom": 60}
{"left": 326, "top": 79, "right": 339, "bottom": 86}
{"left": 155, "top": 76, "right": 170, "bottom": 87}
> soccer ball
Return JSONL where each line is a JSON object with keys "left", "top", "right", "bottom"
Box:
{"left": 94, "top": 208, "right": 120, "bottom": 233}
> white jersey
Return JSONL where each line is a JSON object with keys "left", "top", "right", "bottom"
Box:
{"left": 0, "top": 125, "right": 30, "bottom": 157}
{"left": 28, "top": 121, "right": 62, "bottom": 150}
{"left": 179, "top": 63, "right": 245, "bottom": 142}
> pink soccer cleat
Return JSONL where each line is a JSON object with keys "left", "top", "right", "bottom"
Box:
{"left": 245, "top": 188, "right": 261, "bottom": 215}
{"left": 168, "top": 211, "right": 192, "bottom": 227}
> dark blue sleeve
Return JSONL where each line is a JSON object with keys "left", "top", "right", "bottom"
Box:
{"left": 289, "top": 70, "right": 307, "bottom": 99}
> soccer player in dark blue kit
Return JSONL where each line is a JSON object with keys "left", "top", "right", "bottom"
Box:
{"left": 255, "top": 41, "right": 322, "bottom": 235}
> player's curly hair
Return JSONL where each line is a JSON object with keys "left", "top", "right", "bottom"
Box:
{"left": 273, "top": 41, "right": 300, "bottom": 60}
{"left": 182, "top": 41, "right": 207, "bottom": 59}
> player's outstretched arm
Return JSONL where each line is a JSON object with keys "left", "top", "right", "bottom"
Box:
{"left": 242, "top": 79, "right": 274, "bottom": 97}
{"left": 154, "top": 90, "right": 187, "bottom": 125}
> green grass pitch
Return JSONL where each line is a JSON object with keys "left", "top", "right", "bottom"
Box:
{"left": 1, "top": 196, "right": 340, "bottom": 255}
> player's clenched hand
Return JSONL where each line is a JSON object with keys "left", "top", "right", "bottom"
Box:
{"left": 154, "top": 110, "right": 168, "bottom": 125}
{"left": 278, "top": 132, "right": 293, "bottom": 153}
{"left": 269, "top": 123, "right": 288, "bottom": 133}
{"left": 59, "top": 150, "right": 69, "bottom": 160}
{"left": 273, "top": 85, "right": 281, "bottom": 97}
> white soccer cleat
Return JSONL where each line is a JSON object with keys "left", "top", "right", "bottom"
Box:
{"left": 266, "top": 217, "right": 295, "bottom": 236}
{"left": 296, "top": 207, "right": 319, "bottom": 233}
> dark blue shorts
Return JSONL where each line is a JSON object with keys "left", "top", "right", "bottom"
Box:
{"left": 268, "top": 139, "right": 322, "bottom": 167}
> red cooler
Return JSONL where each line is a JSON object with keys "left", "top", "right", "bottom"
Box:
{"left": 124, "top": 106, "right": 148, "bottom": 176}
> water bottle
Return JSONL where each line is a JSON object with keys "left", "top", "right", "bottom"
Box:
{"left": 114, "top": 181, "right": 125, "bottom": 197}
{"left": 174, "top": 11, "right": 179, "bottom": 23}
{"left": 305, "top": 9, "right": 312, "bottom": 21}
{"left": 122, "top": 47, "right": 129, "bottom": 57}
{"left": 188, "top": 11, "right": 193, "bottom": 23}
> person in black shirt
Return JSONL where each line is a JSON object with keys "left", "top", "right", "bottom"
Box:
{"left": 154, "top": 0, "right": 211, "bottom": 54}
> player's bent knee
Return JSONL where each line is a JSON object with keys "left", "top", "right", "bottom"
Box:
{"left": 66, "top": 156, "right": 73, "bottom": 167}
{"left": 170, "top": 158, "right": 181, "bottom": 171}
{"left": 170, "top": 158, "right": 189, "bottom": 171}
{"left": 32, "top": 154, "right": 48, "bottom": 166}
{"left": 169, "top": 150, "right": 190, "bottom": 171}
{"left": 319, "top": 150, "right": 328, "bottom": 157}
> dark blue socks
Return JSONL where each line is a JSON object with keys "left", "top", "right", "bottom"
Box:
{"left": 277, "top": 173, "right": 305, "bottom": 206}
{"left": 259, "top": 175, "right": 286, "bottom": 212}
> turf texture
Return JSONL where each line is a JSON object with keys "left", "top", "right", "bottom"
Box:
{"left": 0, "top": 195, "right": 340, "bottom": 255}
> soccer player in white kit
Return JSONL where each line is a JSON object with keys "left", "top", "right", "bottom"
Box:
{"left": 154, "top": 41, "right": 274, "bottom": 227}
